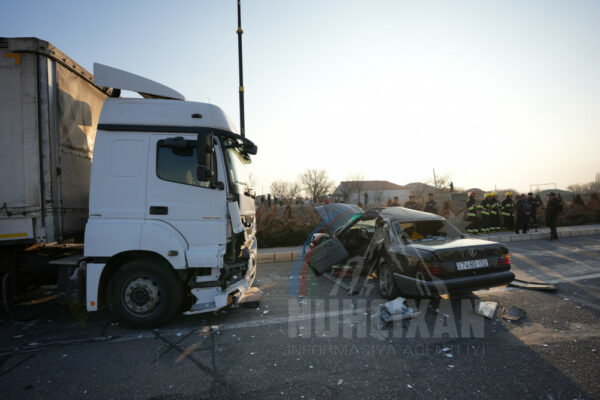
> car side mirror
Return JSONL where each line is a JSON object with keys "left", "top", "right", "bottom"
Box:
{"left": 196, "top": 132, "right": 214, "bottom": 182}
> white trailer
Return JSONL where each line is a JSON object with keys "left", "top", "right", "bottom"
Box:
{"left": 0, "top": 37, "right": 108, "bottom": 244}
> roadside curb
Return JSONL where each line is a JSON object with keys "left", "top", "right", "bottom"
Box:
{"left": 257, "top": 226, "right": 600, "bottom": 265}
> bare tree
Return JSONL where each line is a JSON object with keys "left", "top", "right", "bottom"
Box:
{"left": 427, "top": 173, "right": 452, "bottom": 193}
{"left": 336, "top": 182, "right": 352, "bottom": 202}
{"left": 288, "top": 182, "right": 302, "bottom": 202}
{"left": 569, "top": 172, "right": 600, "bottom": 194}
{"left": 270, "top": 181, "right": 289, "bottom": 198}
{"left": 299, "top": 169, "right": 335, "bottom": 203}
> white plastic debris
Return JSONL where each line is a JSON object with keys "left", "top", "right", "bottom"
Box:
{"left": 407, "top": 384, "right": 413, "bottom": 389}
{"left": 448, "top": 365, "right": 455, "bottom": 368}
{"left": 445, "top": 353, "right": 453, "bottom": 358}
{"left": 476, "top": 301, "right": 498, "bottom": 319}
{"left": 439, "top": 347, "right": 451, "bottom": 354}
{"left": 379, "top": 297, "right": 420, "bottom": 324}
{"left": 250, "top": 352, "right": 255, "bottom": 355}
{"left": 337, "top": 379, "right": 343, "bottom": 386}
{"left": 176, "top": 332, "right": 182, "bottom": 337}
{"left": 13, "top": 334, "right": 23, "bottom": 338}
{"left": 263, "top": 310, "right": 269, "bottom": 315}
{"left": 28, "top": 342, "right": 39, "bottom": 346}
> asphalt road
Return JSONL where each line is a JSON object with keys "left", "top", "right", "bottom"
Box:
{"left": 1, "top": 236, "right": 599, "bottom": 399}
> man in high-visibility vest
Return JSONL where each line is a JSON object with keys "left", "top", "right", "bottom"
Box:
{"left": 490, "top": 192, "right": 501, "bottom": 232}
{"left": 465, "top": 192, "right": 480, "bottom": 234}
{"left": 501, "top": 192, "right": 515, "bottom": 231}
{"left": 480, "top": 193, "right": 492, "bottom": 234}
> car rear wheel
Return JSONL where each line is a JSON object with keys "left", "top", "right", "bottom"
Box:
{"left": 378, "top": 264, "right": 401, "bottom": 300}
{"left": 108, "top": 258, "right": 183, "bottom": 329}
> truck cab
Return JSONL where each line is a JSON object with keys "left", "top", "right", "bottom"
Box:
{"left": 84, "top": 64, "right": 258, "bottom": 327}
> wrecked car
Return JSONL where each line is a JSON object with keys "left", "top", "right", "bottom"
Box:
{"left": 307, "top": 204, "right": 515, "bottom": 299}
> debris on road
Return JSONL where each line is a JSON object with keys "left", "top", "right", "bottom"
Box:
{"left": 502, "top": 306, "right": 527, "bottom": 321}
{"left": 378, "top": 297, "right": 420, "bottom": 324}
{"left": 476, "top": 301, "right": 498, "bottom": 319}
{"left": 239, "top": 287, "right": 264, "bottom": 308}
{"left": 509, "top": 279, "right": 557, "bottom": 291}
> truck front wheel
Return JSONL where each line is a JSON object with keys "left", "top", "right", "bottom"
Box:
{"left": 108, "top": 258, "right": 183, "bottom": 328}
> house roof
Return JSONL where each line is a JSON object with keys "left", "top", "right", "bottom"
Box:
{"left": 337, "top": 180, "right": 407, "bottom": 191}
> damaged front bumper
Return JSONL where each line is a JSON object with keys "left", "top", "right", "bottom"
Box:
{"left": 185, "top": 238, "right": 257, "bottom": 315}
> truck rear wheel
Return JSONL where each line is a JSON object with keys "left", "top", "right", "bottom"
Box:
{"left": 108, "top": 258, "right": 183, "bottom": 328}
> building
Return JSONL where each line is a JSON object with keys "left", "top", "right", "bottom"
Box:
{"left": 333, "top": 180, "right": 410, "bottom": 205}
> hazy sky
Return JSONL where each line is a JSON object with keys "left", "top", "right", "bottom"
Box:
{"left": 3, "top": 0, "right": 599, "bottom": 194}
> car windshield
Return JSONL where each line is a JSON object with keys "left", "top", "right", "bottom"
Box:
{"left": 392, "top": 219, "right": 462, "bottom": 243}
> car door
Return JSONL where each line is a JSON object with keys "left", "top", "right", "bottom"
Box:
{"left": 310, "top": 237, "right": 350, "bottom": 275}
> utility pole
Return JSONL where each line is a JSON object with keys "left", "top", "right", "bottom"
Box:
{"left": 433, "top": 168, "right": 437, "bottom": 189}
{"left": 236, "top": 0, "right": 245, "bottom": 137}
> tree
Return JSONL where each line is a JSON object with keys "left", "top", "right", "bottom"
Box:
{"left": 270, "top": 181, "right": 289, "bottom": 199}
{"left": 427, "top": 172, "right": 452, "bottom": 193}
{"left": 568, "top": 172, "right": 600, "bottom": 194}
{"left": 288, "top": 182, "right": 302, "bottom": 202}
{"left": 299, "top": 169, "right": 335, "bottom": 203}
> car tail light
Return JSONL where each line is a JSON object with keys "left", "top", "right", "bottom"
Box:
{"left": 418, "top": 262, "right": 445, "bottom": 276}
{"left": 498, "top": 253, "right": 511, "bottom": 266}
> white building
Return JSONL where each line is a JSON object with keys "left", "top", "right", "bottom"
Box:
{"left": 333, "top": 180, "right": 410, "bottom": 205}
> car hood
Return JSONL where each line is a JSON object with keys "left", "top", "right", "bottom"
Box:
{"left": 314, "top": 203, "right": 363, "bottom": 234}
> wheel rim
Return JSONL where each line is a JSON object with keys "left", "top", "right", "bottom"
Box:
{"left": 123, "top": 276, "right": 161, "bottom": 315}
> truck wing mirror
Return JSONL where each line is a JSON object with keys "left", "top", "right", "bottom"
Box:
{"left": 196, "top": 132, "right": 214, "bottom": 182}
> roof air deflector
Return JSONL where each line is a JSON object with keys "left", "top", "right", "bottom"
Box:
{"left": 93, "top": 63, "right": 185, "bottom": 100}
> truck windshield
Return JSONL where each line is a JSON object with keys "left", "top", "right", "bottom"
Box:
{"left": 223, "top": 139, "right": 252, "bottom": 189}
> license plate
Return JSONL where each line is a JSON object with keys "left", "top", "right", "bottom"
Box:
{"left": 456, "top": 258, "right": 489, "bottom": 270}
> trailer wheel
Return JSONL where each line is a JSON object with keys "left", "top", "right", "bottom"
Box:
{"left": 377, "top": 264, "right": 401, "bottom": 300}
{"left": 108, "top": 258, "right": 183, "bottom": 328}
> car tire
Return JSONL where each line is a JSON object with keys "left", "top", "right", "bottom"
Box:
{"left": 108, "top": 258, "right": 183, "bottom": 329}
{"left": 377, "top": 264, "right": 401, "bottom": 300}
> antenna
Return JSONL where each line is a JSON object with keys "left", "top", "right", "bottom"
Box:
{"left": 236, "top": 0, "right": 246, "bottom": 137}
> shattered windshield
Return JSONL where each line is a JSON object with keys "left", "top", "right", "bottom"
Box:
{"left": 392, "top": 219, "right": 461, "bottom": 243}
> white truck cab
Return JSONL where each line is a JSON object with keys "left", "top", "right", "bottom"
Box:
{"left": 83, "top": 64, "right": 258, "bottom": 327}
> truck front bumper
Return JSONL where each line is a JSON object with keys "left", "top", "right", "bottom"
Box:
{"left": 185, "top": 238, "right": 257, "bottom": 315}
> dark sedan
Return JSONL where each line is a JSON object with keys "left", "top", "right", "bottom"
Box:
{"left": 307, "top": 204, "right": 514, "bottom": 299}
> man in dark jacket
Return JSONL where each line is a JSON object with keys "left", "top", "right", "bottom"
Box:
{"left": 527, "top": 192, "right": 541, "bottom": 231}
{"left": 501, "top": 192, "right": 515, "bottom": 231}
{"left": 546, "top": 192, "right": 563, "bottom": 240}
{"left": 515, "top": 194, "right": 530, "bottom": 234}
{"left": 404, "top": 195, "right": 419, "bottom": 210}
{"left": 423, "top": 193, "right": 438, "bottom": 214}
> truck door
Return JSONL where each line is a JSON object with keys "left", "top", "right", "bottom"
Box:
{"left": 145, "top": 134, "right": 227, "bottom": 263}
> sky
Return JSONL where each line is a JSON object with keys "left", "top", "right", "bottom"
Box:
{"left": 2, "top": 0, "right": 599, "bottom": 194}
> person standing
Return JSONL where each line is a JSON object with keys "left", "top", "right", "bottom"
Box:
{"left": 546, "top": 192, "right": 563, "bottom": 240}
{"left": 501, "top": 192, "right": 515, "bottom": 231}
{"left": 480, "top": 193, "right": 491, "bottom": 234}
{"left": 527, "top": 192, "right": 541, "bottom": 231}
{"left": 515, "top": 194, "right": 530, "bottom": 234}
{"left": 465, "top": 192, "right": 480, "bottom": 234}
{"left": 424, "top": 193, "right": 438, "bottom": 214}
{"left": 490, "top": 192, "right": 501, "bottom": 232}
{"left": 404, "top": 195, "right": 419, "bottom": 210}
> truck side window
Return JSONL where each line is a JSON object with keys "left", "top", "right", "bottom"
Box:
{"left": 156, "top": 139, "right": 213, "bottom": 188}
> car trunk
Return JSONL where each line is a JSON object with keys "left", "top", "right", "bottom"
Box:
{"left": 411, "top": 238, "right": 507, "bottom": 277}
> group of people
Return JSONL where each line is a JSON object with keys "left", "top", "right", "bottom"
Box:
{"left": 465, "top": 191, "right": 563, "bottom": 240}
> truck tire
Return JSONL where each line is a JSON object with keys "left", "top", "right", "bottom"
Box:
{"left": 108, "top": 258, "right": 183, "bottom": 328}
{"left": 377, "top": 264, "right": 401, "bottom": 300}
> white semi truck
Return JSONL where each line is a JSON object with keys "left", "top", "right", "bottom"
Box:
{"left": 0, "top": 37, "right": 258, "bottom": 328}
